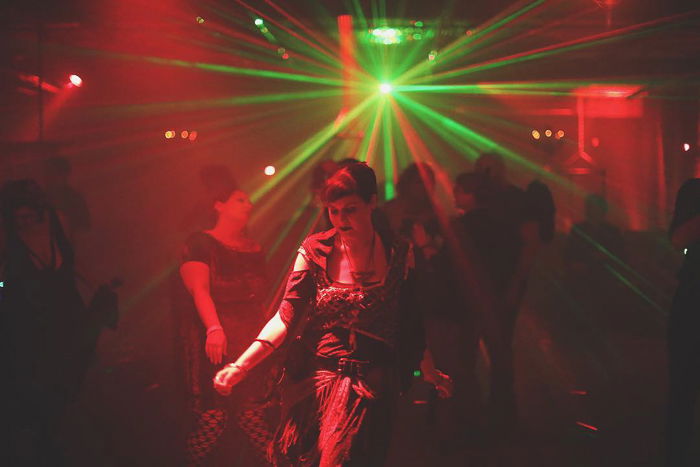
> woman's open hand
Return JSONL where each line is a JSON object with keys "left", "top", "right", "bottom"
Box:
{"left": 206, "top": 329, "right": 227, "bottom": 365}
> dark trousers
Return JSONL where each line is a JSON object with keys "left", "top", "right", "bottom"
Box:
{"left": 667, "top": 280, "right": 700, "bottom": 467}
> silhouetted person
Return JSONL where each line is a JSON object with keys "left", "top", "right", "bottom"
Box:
{"left": 0, "top": 179, "right": 97, "bottom": 466}
{"left": 565, "top": 194, "right": 625, "bottom": 275}
{"left": 473, "top": 153, "right": 541, "bottom": 429}
{"left": 42, "top": 156, "right": 91, "bottom": 239}
{"left": 666, "top": 178, "right": 700, "bottom": 467}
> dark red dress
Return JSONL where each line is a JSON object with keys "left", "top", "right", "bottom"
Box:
{"left": 270, "top": 229, "right": 425, "bottom": 467}
{"left": 175, "top": 232, "right": 272, "bottom": 465}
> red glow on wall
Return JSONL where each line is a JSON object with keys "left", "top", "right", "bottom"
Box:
{"left": 574, "top": 85, "right": 643, "bottom": 118}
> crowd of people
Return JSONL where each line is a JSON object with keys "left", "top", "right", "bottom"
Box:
{"left": 0, "top": 152, "right": 697, "bottom": 467}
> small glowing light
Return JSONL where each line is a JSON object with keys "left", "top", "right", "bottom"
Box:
{"left": 531, "top": 130, "right": 541, "bottom": 140}
{"left": 414, "top": 21, "right": 424, "bottom": 28}
{"left": 281, "top": 53, "right": 289, "bottom": 60}
{"left": 379, "top": 83, "right": 392, "bottom": 94}
{"left": 254, "top": 18, "right": 264, "bottom": 26}
{"left": 277, "top": 47, "right": 286, "bottom": 54}
{"left": 180, "top": 130, "right": 189, "bottom": 139}
{"left": 0, "top": 281, "right": 3, "bottom": 287}
{"left": 683, "top": 143, "right": 691, "bottom": 152}
{"left": 196, "top": 16, "right": 205, "bottom": 24}
{"left": 413, "top": 369, "right": 422, "bottom": 377}
{"left": 544, "top": 129, "right": 553, "bottom": 138}
{"left": 164, "top": 130, "right": 175, "bottom": 139}
{"left": 466, "top": 29, "right": 473, "bottom": 36}
{"left": 576, "top": 421, "right": 599, "bottom": 432}
{"left": 188, "top": 131, "right": 198, "bottom": 141}
{"left": 591, "top": 136, "right": 600, "bottom": 147}
{"left": 69, "top": 74, "right": 82, "bottom": 87}
{"left": 683, "top": 248, "right": 688, "bottom": 255}
{"left": 556, "top": 129, "right": 565, "bottom": 139}
{"left": 264, "top": 165, "right": 276, "bottom": 176}
{"left": 260, "top": 27, "right": 269, "bottom": 34}
{"left": 428, "top": 50, "right": 438, "bottom": 61}
{"left": 412, "top": 33, "right": 422, "bottom": 40}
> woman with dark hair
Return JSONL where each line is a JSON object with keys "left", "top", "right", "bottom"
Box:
{"left": 0, "top": 179, "right": 95, "bottom": 465}
{"left": 177, "top": 185, "right": 273, "bottom": 466}
{"left": 213, "top": 162, "right": 451, "bottom": 466}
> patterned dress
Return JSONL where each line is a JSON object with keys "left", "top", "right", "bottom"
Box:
{"left": 270, "top": 229, "right": 425, "bottom": 467}
{"left": 175, "top": 231, "right": 272, "bottom": 465}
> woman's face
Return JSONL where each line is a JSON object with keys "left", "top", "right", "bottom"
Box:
{"left": 327, "top": 194, "right": 376, "bottom": 240}
{"left": 215, "top": 190, "right": 253, "bottom": 224}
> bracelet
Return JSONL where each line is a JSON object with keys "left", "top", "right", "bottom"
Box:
{"left": 254, "top": 338, "right": 277, "bottom": 351}
{"left": 206, "top": 325, "right": 224, "bottom": 336}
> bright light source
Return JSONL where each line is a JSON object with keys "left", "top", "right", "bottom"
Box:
{"left": 164, "top": 130, "right": 175, "bottom": 139}
{"left": 254, "top": 18, "right": 264, "bottom": 26}
{"left": 189, "top": 131, "right": 198, "bottom": 141}
{"left": 531, "top": 130, "right": 541, "bottom": 140}
{"left": 264, "top": 165, "right": 276, "bottom": 176}
{"left": 370, "top": 27, "right": 403, "bottom": 45}
{"left": 414, "top": 21, "right": 424, "bottom": 28}
{"left": 379, "top": 83, "right": 392, "bottom": 94}
{"left": 428, "top": 50, "right": 437, "bottom": 61}
{"left": 544, "top": 129, "right": 553, "bottom": 138}
{"left": 683, "top": 143, "right": 691, "bottom": 152}
{"left": 69, "top": 74, "right": 82, "bottom": 87}
{"left": 181, "top": 130, "right": 189, "bottom": 139}
{"left": 196, "top": 16, "right": 205, "bottom": 24}
{"left": 281, "top": 53, "right": 289, "bottom": 60}
{"left": 556, "top": 130, "right": 565, "bottom": 139}
{"left": 591, "top": 137, "right": 600, "bottom": 148}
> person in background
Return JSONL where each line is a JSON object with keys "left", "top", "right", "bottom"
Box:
{"left": 177, "top": 181, "right": 273, "bottom": 466}
{"left": 665, "top": 179, "right": 700, "bottom": 467}
{"left": 0, "top": 179, "right": 97, "bottom": 466}
{"left": 473, "top": 153, "right": 541, "bottom": 428}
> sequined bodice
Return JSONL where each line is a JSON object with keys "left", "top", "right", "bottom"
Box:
{"left": 300, "top": 237, "right": 410, "bottom": 349}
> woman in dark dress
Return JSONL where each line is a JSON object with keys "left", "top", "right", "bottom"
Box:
{"left": 0, "top": 179, "right": 95, "bottom": 466}
{"left": 213, "top": 162, "right": 452, "bottom": 467}
{"left": 178, "top": 187, "right": 273, "bottom": 466}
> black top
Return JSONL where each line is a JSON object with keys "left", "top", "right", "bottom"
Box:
{"left": 670, "top": 178, "right": 700, "bottom": 281}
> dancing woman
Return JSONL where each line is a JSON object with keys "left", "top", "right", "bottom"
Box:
{"left": 178, "top": 185, "right": 272, "bottom": 466}
{"left": 213, "top": 162, "right": 451, "bottom": 466}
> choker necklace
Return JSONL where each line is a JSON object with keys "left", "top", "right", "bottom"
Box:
{"left": 341, "top": 233, "right": 376, "bottom": 285}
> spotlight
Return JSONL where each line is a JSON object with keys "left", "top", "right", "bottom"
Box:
{"left": 264, "top": 165, "right": 276, "bottom": 176}
{"left": 164, "top": 130, "right": 175, "bottom": 139}
{"left": 281, "top": 53, "right": 289, "bottom": 60}
{"left": 683, "top": 143, "right": 691, "bottom": 152}
{"left": 379, "top": 83, "right": 393, "bottom": 94}
{"left": 254, "top": 18, "right": 264, "bottom": 26}
{"left": 188, "top": 131, "right": 198, "bottom": 141}
{"left": 181, "top": 130, "right": 189, "bottom": 139}
{"left": 428, "top": 50, "right": 437, "bottom": 61}
{"left": 556, "top": 130, "right": 565, "bottom": 139}
{"left": 544, "top": 129, "right": 553, "bottom": 138}
{"left": 531, "top": 130, "right": 541, "bottom": 140}
{"left": 69, "top": 74, "right": 82, "bottom": 87}
{"left": 196, "top": 16, "right": 205, "bottom": 24}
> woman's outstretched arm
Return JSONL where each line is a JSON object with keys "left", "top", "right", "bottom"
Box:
{"left": 214, "top": 252, "right": 312, "bottom": 395}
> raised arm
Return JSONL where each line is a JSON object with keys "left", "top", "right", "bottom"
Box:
{"left": 214, "top": 252, "right": 313, "bottom": 395}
